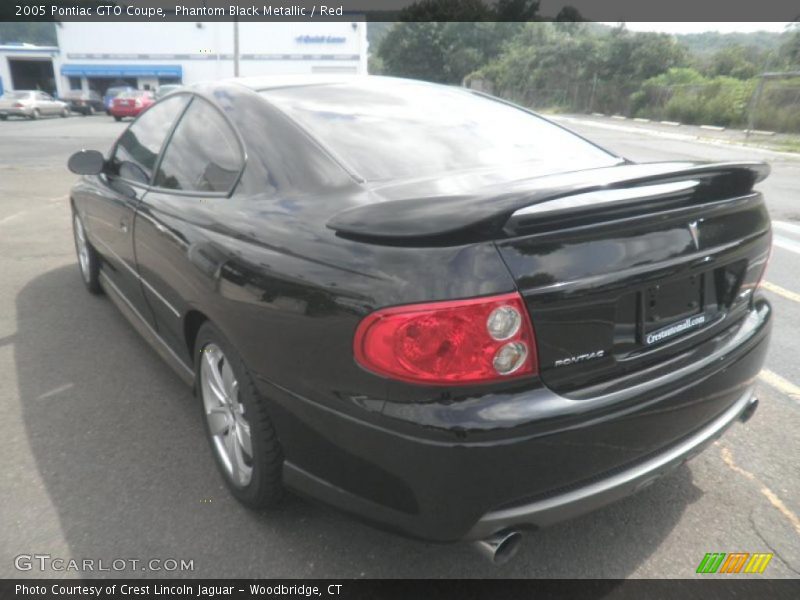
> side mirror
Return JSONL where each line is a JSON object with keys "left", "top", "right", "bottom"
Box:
{"left": 68, "top": 149, "right": 105, "bottom": 175}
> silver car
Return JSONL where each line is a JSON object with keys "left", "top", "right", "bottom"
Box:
{"left": 0, "top": 90, "right": 70, "bottom": 120}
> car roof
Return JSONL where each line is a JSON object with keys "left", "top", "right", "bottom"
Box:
{"left": 231, "top": 74, "right": 364, "bottom": 90}
{"left": 228, "top": 74, "right": 441, "bottom": 93}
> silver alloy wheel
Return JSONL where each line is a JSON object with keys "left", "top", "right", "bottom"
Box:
{"left": 200, "top": 343, "right": 253, "bottom": 487}
{"left": 73, "top": 214, "right": 91, "bottom": 283}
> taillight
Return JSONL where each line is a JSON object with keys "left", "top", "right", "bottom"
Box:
{"left": 13, "top": 102, "right": 23, "bottom": 108}
{"left": 353, "top": 292, "right": 538, "bottom": 385}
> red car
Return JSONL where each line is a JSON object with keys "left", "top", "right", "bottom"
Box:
{"left": 109, "top": 90, "right": 155, "bottom": 121}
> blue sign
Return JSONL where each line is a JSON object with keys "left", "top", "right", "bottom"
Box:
{"left": 295, "top": 35, "right": 346, "bottom": 44}
{"left": 61, "top": 64, "right": 182, "bottom": 78}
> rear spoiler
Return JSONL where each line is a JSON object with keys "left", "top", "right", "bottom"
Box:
{"left": 327, "top": 161, "right": 769, "bottom": 245}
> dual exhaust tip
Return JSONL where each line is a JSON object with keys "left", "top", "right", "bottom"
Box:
{"left": 473, "top": 530, "right": 524, "bottom": 565}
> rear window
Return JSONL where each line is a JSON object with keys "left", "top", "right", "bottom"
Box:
{"left": 261, "top": 79, "right": 620, "bottom": 181}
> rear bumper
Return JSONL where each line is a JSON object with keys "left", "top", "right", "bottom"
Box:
{"left": 466, "top": 387, "right": 756, "bottom": 539}
{"left": 261, "top": 300, "right": 771, "bottom": 542}
{"left": 110, "top": 107, "right": 142, "bottom": 117}
{"left": 0, "top": 107, "right": 32, "bottom": 117}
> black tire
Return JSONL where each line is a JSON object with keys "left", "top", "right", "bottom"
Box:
{"left": 71, "top": 208, "right": 102, "bottom": 294}
{"left": 30, "top": 109, "right": 40, "bottom": 120}
{"left": 114, "top": 116, "right": 122, "bottom": 122}
{"left": 0, "top": 115, "right": 7, "bottom": 121}
{"left": 194, "top": 322, "right": 284, "bottom": 508}
{"left": 61, "top": 107, "right": 69, "bottom": 118}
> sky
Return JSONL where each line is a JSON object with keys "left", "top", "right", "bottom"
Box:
{"left": 610, "top": 23, "right": 794, "bottom": 35}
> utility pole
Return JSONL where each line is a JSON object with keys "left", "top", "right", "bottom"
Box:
{"left": 233, "top": 18, "right": 240, "bottom": 77}
{"left": 588, "top": 73, "right": 598, "bottom": 114}
{"left": 746, "top": 76, "right": 765, "bottom": 142}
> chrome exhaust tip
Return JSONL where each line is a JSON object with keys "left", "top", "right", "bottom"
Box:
{"left": 739, "top": 397, "right": 759, "bottom": 423}
{"left": 473, "top": 530, "right": 523, "bottom": 565}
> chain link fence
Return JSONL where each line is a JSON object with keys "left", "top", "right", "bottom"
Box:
{"left": 470, "top": 74, "right": 800, "bottom": 134}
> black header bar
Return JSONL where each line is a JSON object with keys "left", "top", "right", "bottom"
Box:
{"left": 1, "top": 0, "right": 799, "bottom": 22}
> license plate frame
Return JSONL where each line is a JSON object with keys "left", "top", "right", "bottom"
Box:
{"left": 641, "top": 273, "right": 706, "bottom": 346}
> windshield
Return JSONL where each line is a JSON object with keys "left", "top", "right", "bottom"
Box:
{"left": 261, "top": 79, "right": 620, "bottom": 181}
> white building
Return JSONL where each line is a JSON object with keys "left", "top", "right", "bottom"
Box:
{"left": 0, "top": 43, "right": 60, "bottom": 96}
{"left": 1, "top": 22, "right": 367, "bottom": 98}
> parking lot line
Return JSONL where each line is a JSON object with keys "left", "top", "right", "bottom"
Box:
{"left": 720, "top": 446, "right": 800, "bottom": 536}
{"left": 772, "top": 221, "right": 800, "bottom": 237}
{"left": 759, "top": 369, "right": 800, "bottom": 404}
{"left": 773, "top": 235, "right": 800, "bottom": 256}
{"left": 761, "top": 281, "right": 800, "bottom": 304}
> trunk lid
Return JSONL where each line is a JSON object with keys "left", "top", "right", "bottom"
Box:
{"left": 493, "top": 165, "right": 771, "bottom": 395}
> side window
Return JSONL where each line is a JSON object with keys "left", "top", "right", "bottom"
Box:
{"left": 154, "top": 98, "right": 243, "bottom": 193}
{"left": 111, "top": 94, "right": 190, "bottom": 185}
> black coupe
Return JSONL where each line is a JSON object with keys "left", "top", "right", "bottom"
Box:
{"left": 68, "top": 76, "right": 772, "bottom": 563}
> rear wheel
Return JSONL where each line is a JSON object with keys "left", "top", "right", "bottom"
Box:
{"left": 61, "top": 107, "right": 69, "bottom": 118}
{"left": 71, "top": 209, "right": 102, "bottom": 294}
{"left": 87, "top": 105, "right": 95, "bottom": 115}
{"left": 30, "top": 109, "right": 40, "bottom": 120}
{"left": 195, "top": 322, "right": 284, "bottom": 508}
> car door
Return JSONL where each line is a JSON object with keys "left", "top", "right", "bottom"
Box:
{"left": 134, "top": 95, "right": 245, "bottom": 357}
{"left": 36, "top": 92, "right": 55, "bottom": 114}
{"left": 82, "top": 94, "right": 191, "bottom": 326}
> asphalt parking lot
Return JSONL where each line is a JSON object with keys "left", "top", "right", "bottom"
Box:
{"left": 1, "top": 113, "right": 799, "bottom": 579}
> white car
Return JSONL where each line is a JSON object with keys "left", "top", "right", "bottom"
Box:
{"left": 0, "top": 90, "right": 70, "bottom": 120}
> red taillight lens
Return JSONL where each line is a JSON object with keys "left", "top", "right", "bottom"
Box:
{"left": 13, "top": 102, "right": 23, "bottom": 108}
{"left": 354, "top": 292, "right": 538, "bottom": 385}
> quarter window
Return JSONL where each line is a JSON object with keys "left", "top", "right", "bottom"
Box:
{"left": 111, "top": 94, "right": 190, "bottom": 185}
{"left": 154, "top": 98, "right": 243, "bottom": 193}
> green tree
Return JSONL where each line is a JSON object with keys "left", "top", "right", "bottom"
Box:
{"left": 778, "top": 30, "right": 800, "bottom": 67}
{"left": 377, "top": 21, "right": 523, "bottom": 84}
{"left": 0, "top": 22, "right": 57, "bottom": 45}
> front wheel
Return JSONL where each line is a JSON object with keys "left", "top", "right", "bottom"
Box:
{"left": 195, "top": 322, "right": 284, "bottom": 508}
{"left": 72, "top": 209, "right": 102, "bottom": 294}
